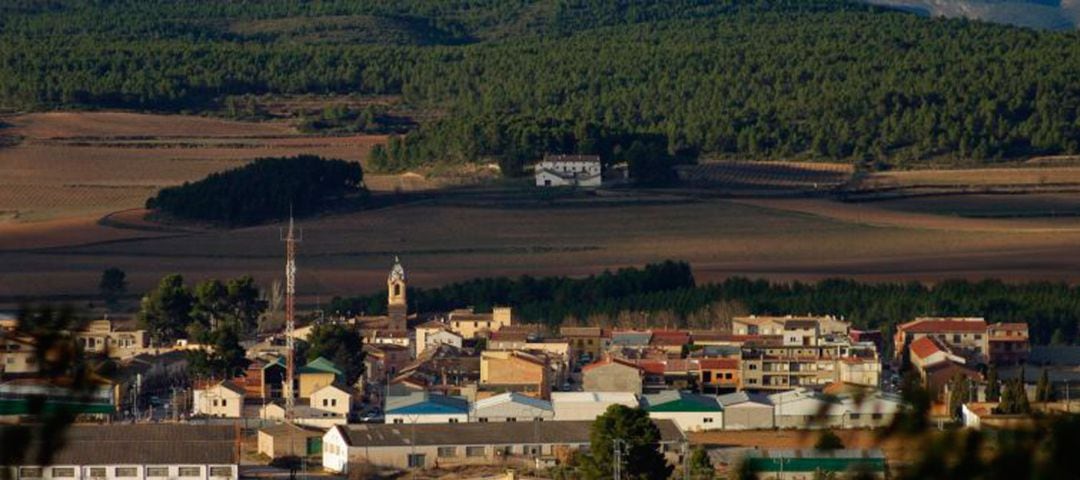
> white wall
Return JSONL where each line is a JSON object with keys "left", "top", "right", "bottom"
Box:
{"left": 648, "top": 411, "right": 723, "bottom": 432}
{"left": 10, "top": 464, "right": 238, "bottom": 480}
{"left": 192, "top": 387, "right": 243, "bottom": 418}
{"left": 322, "top": 428, "right": 350, "bottom": 473}
{"left": 384, "top": 413, "right": 468, "bottom": 425}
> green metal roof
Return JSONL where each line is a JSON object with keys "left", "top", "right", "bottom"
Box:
{"left": 300, "top": 356, "right": 343, "bottom": 376}
{"left": 747, "top": 457, "right": 886, "bottom": 473}
{"left": 643, "top": 391, "right": 723, "bottom": 413}
{"left": 0, "top": 398, "right": 114, "bottom": 415}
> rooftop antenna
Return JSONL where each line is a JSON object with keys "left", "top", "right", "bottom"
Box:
{"left": 280, "top": 207, "right": 303, "bottom": 419}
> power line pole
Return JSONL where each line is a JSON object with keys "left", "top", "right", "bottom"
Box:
{"left": 613, "top": 438, "right": 625, "bottom": 480}
{"left": 281, "top": 211, "right": 302, "bottom": 420}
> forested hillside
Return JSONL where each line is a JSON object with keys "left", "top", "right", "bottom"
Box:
{"left": 3, "top": 0, "right": 1080, "bottom": 168}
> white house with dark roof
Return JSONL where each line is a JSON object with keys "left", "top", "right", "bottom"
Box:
{"left": 322, "top": 419, "right": 685, "bottom": 472}
{"left": 534, "top": 154, "right": 602, "bottom": 187}
{"left": 6, "top": 425, "right": 238, "bottom": 480}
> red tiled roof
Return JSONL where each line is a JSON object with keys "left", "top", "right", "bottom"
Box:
{"left": 581, "top": 357, "right": 641, "bottom": 373}
{"left": 650, "top": 330, "right": 690, "bottom": 346}
{"left": 697, "top": 358, "right": 738, "bottom": 370}
{"left": 900, "top": 318, "right": 987, "bottom": 334}
{"left": 910, "top": 336, "right": 946, "bottom": 360}
{"left": 633, "top": 360, "right": 666, "bottom": 376}
{"left": 989, "top": 323, "right": 1028, "bottom": 332}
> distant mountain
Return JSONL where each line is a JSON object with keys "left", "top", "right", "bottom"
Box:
{"left": 864, "top": 0, "right": 1080, "bottom": 29}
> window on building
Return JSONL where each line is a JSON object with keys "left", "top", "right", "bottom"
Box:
{"left": 146, "top": 467, "right": 169, "bottom": 477}
{"left": 506, "top": 417, "right": 517, "bottom": 422}
{"left": 179, "top": 467, "right": 201, "bottom": 477}
{"left": 115, "top": 468, "right": 138, "bottom": 477}
{"left": 449, "top": 418, "right": 460, "bottom": 423}
{"left": 974, "top": 334, "right": 982, "bottom": 340}
{"left": 850, "top": 413, "right": 861, "bottom": 420}
{"left": 703, "top": 417, "right": 714, "bottom": 423}
{"left": 213, "top": 399, "right": 219, "bottom": 407}
{"left": 437, "top": 447, "right": 457, "bottom": 458}
{"left": 407, "top": 454, "right": 426, "bottom": 468}
{"left": 466, "top": 446, "right": 486, "bottom": 457}
{"left": 19, "top": 468, "right": 43, "bottom": 478}
{"left": 724, "top": 373, "right": 733, "bottom": 380}
{"left": 524, "top": 445, "right": 541, "bottom": 455}
{"left": 50, "top": 468, "right": 75, "bottom": 478}
{"left": 221, "top": 399, "right": 227, "bottom": 407}
{"left": 748, "top": 378, "right": 758, "bottom": 384}
{"left": 953, "top": 334, "right": 961, "bottom": 343}
{"left": 393, "top": 418, "right": 404, "bottom": 424}
{"left": 872, "top": 413, "right": 883, "bottom": 420}
{"left": 209, "top": 467, "right": 232, "bottom": 477}
{"left": 88, "top": 468, "right": 107, "bottom": 478}
{"left": 478, "top": 417, "right": 489, "bottom": 423}
{"left": 331, "top": 399, "right": 337, "bottom": 407}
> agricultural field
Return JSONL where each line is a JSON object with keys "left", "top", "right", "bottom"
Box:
{"left": 675, "top": 161, "right": 854, "bottom": 192}
{"left": 871, "top": 194, "right": 1080, "bottom": 219}
{"left": 0, "top": 112, "right": 401, "bottom": 222}
{"left": 5, "top": 191, "right": 1080, "bottom": 311}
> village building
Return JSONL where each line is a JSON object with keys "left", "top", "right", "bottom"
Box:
{"left": 732, "top": 315, "right": 850, "bottom": 337}
{"left": 558, "top": 326, "right": 610, "bottom": 361}
{"left": 894, "top": 317, "right": 989, "bottom": 365}
{"left": 988, "top": 322, "right": 1030, "bottom": 365}
{"left": 469, "top": 392, "right": 554, "bottom": 422}
{"left": 697, "top": 358, "right": 741, "bottom": 393}
{"left": 414, "top": 321, "right": 463, "bottom": 357}
{"left": 385, "top": 391, "right": 469, "bottom": 425}
{"left": 550, "top": 392, "right": 639, "bottom": 421}
{"left": 534, "top": 154, "right": 602, "bottom": 188}
{"left": 479, "top": 350, "right": 551, "bottom": 399}
{"left": 4, "top": 425, "right": 239, "bottom": 480}
{"left": 581, "top": 358, "right": 644, "bottom": 395}
{"left": 448, "top": 307, "right": 514, "bottom": 339}
{"left": 364, "top": 329, "right": 411, "bottom": 349}
{"left": 322, "top": 419, "right": 684, "bottom": 472}
{"left": 739, "top": 336, "right": 880, "bottom": 391}
{"left": 298, "top": 357, "right": 343, "bottom": 398}
{"left": 192, "top": 380, "right": 244, "bottom": 418}
{"left": 74, "top": 319, "right": 149, "bottom": 359}
{"left": 257, "top": 423, "right": 324, "bottom": 460}
{"left": 363, "top": 343, "right": 411, "bottom": 380}
{"left": 642, "top": 390, "right": 724, "bottom": 432}
{"left": 716, "top": 392, "right": 775, "bottom": 430}
{"left": 352, "top": 257, "right": 413, "bottom": 332}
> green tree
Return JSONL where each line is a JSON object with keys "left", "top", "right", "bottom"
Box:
{"left": 138, "top": 274, "right": 193, "bottom": 345}
{"left": 689, "top": 446, "right": 715, "bottom": 480}
{"left": 305, "top": 323, "right": 366, "bottom": 385}
{"left": 98, "top": 267, "right": 127, "bottom": 309}
{"left": 996, "top": 379, "right": 1032, "bottom": 415}
{"left": 1050, "top": 328, "right": 1067, "bottom": 345}
{"left": 948, "top": 374, "right": 972, "bottom": 419}
{"left": 191, "top": 279, "right": 228, "bottom": 330}
{"left": 579, "top": 404, "right": 673, "bottom": 480}
{"left": 986, "top": 364, "right": 1000, "bottom": 402}
{"left": 224, "top": 276, "right": 266, "bottom": 334}
{"left": 814, "top": 430, "right": 845, "bottom": 450}
{"left": 1036, "top": 368, "right": 1052, "bottom": 402}
{"left": 187, "top": 325, "right": 248, "bottom": 380}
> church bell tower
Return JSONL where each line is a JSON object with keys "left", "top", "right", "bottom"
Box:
{"left": 387, "top": 256, "right": 407, "bottom": 330}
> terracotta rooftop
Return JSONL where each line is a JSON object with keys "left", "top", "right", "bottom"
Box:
{"left": 581, "top": 357, "right": 641, "bottom": 373}
{"left": 900, "top": 318, "right": 987, "bottom": 333}
{"left": 910, "top": 336, "right": 948, "bottom": 360}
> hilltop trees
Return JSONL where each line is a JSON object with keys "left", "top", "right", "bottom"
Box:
{"left": 5, "top": 2, "right": 1080, "bottom": 167}
{"left": 146, "top": 155, "right": 365, "bottom": 226}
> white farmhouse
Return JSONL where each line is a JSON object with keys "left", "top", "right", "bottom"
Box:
{"left": 535, "top": 155, "right": 602, "bottom": 187}
{"left": 192, "top": 380, "right": 244, "bottom": 418}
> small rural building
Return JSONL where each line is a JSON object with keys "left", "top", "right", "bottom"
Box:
{"left": 310, "top": 383, "right": 356, "bottom": 419}
{"left": 716, "top": 392, "right": 774, "bottom": 430}
{"left": 385, "top": 391, "right": 469, "bottom": 424}
{"left": 697, "top": 358, "right": 741, "bottom": 393}
{"left": 479, "top": 350, "right": 550, "bottom": 400}
{"left": 550, "top": 392, "right": 639, "bottom": 421}
{"left": 581, "top": 358, "right": 644, "bottom": 395}
{"left": 534, "top": 154, "right": 602, "bottom": 188}
{"left": 558, "top": 326, "right": 610, "bottom": 361}
{"left": 259, "top": 401, "right": 348, "bottom": 429}
{"left": 448, "top": 307, "right": 513, "bottom": 339}
{"left": 257, "top": 423, "right": 324, "bottom": 459}
{"left": 298, "top": 357, "right": 343, "bottom": 398}
{"left": 642, "top": 390, "right": 723, "bottom": 432}
{"left": 610, "top": 330, "right": 653, "bottom": 350}
{"left": 5, "top": 424, "right": 238, "bottom": 480}
{"left": 192, "top": 380, "right": 244, "bottom": 418}
{"left": 770, "top": 389, "right": 845, "bottom": 429}
{"left": 742, "top": 449, "right": 887, "bottom": 479}
{"left": 321, "top": 419, "right": 685, "bottom": 472}
{"left": 470, "top": 392, "right": 554, "bottom": 422}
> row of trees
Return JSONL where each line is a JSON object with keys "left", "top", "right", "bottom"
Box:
{"left": 334, "top": 263, "right": 1080, "bottom": 346}
{"left": 4, "top": 2, "right": 1080, "bottom": 168}
{"left": 145, "top": 155, "right": 366, "bottom": 226}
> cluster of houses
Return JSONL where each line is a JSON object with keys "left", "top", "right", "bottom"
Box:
{"left": 2, "top": 258, "right": 1059, "bottom": 479}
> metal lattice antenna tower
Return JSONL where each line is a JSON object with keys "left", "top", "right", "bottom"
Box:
{"left": 281, "top": 210, "right": 302, "bottom": 419}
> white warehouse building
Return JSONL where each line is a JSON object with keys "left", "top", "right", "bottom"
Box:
{"left": 534, "top": 155, "right": 602, "bottom": 187}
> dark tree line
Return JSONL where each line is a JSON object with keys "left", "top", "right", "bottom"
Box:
{"left": 3, "top": 1, "right": 1080, "bottom": 169}
{"left": 145, "top": 155, "right": 366, "bottom": 226}
{"left": 333, "top": 262, "right": 1080, "bottom": 345}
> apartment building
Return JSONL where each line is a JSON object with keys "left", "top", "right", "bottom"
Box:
{"left": 449, "top": 307, "right": 513, "bottom": 339}
{"left": 479, "top": 350, "right": 550, "bottom": 399}
{"left": 740, "top": 338, "right": 880, "bottom": 391}
{"left": 894, "top": 317, "right": 989, "bottom": 364}
{"left": 988, "top": 322, "right": 1030, "bottom": 365}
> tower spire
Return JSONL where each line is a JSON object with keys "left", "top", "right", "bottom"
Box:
{"left": 281, "top": 208, "right": 301, "bottom": 419}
